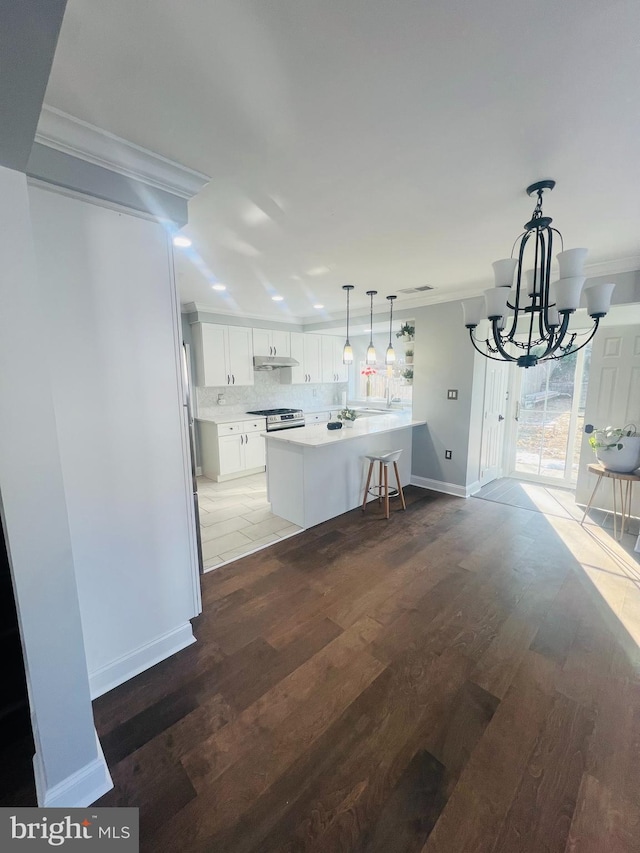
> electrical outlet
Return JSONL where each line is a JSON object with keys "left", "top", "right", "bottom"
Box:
{"left": 445, "top": 450, "right": 452, "bottom": 460}
{"left": 447, "top": 389, "right": 458, "bottom": 400}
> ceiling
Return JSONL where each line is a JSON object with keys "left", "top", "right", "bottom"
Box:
{"left": 43, "top": 0, "right": 640, "bottom": 324}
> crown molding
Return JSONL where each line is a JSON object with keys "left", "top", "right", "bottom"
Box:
{"left": 35, "top": 106, "right": 210, "bottom": 199}
{"left": 183, "top": 301, "right": 306, "bottom": 326}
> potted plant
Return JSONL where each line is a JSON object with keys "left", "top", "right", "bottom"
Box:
{"left": 405, "top": 347, "right": 414, "bottom": 365}
{"left": 361, "top": 366, "right": 377, "bottom": 400}
{"left": 401, "top": 367, "right": 413, "bottom": 385}
{"left": 337, "top": 407, "right": 358, "bottom": 428}
{"left": 396, "top": 322, "right": 415, "bottom": 343}
{"left": 585, "top": 423, "right": 640, "bottom": 473}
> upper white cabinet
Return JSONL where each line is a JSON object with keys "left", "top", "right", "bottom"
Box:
{"left": 253, "top": 328, "right": 291, "bottom": 358}
{"left": 192, "top": 323, "right": 254, "bottom": 387}
{"left": 321, "top": 335, "right": 349, "bottom": 383}
{"left": 289, "top": 332, "right": 321, "bottom": 383}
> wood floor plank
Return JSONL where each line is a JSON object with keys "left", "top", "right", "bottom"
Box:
{"left": 420, "top": 652, "right": 558, "bottom": 853}
{"left": 81, "top": 488, "right": 640, "bottom": 853}
{"left": 491, "top": 692, "right": 595, "bottom": 853}
{"left": 565, "top": 773, "right": 640, "bottom": 853}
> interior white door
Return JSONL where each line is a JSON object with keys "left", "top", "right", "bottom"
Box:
{"left": 575, "top": 325, "right": 640, "bottom": 518}
{"left": 479, "top": 360, "right": 509, "bottom": 485}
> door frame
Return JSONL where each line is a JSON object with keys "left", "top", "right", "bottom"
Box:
{"left": 504, "top": 346, "right": 589, "bottom": 488}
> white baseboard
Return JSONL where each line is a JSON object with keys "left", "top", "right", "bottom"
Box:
{"left": 89, "top": 622, "right": 196, "bottom": 699}
{"left": 410, "top": 475, "right": 481, "bottom": 498}
{"left": 34, "top": 730, "right": 112, "bottom": 808}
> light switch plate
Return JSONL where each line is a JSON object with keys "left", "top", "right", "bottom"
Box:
{"left": 445, "top": 450, "right": 452, "bottom": 460}
{"left": 447, "top": 389, "right": 458, "bottom": 400}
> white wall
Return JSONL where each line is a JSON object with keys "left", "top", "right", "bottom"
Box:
{"left": 28, "top": 185, "right": 201, "bottom": 698}
{"left": 0, "top": 166, "right": 111, "bottom": 806}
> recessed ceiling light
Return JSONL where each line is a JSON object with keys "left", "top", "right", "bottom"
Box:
{"left": 173, "top": 235, "right": 192, "bottom": 248}
{"left": 212, "top": 283, "right": 226, "bottom": 291}
{"left": 314, "top": 304, "right": 324, "bottom": 309}
{"left": 271, "top": 295, "right": 284, "bottom": 302}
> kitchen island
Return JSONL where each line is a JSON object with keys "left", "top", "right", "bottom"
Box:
{"left": 265, "top": 413, "right": 426, "bottom": 528}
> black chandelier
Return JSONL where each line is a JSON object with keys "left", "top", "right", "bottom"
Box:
{"left": 462, "top": 180, "right": 615, "bottom": 368}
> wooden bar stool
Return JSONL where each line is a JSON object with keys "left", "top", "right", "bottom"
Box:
{"left": 581, "top": 462, "right": 640, "bottom": 540}
{"left": 362, "top": 450, "right": 407, "bottom": 519}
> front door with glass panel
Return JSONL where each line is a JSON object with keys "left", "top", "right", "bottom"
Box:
{"left": 507, "top": 346, "right": 591, "bottom": 486}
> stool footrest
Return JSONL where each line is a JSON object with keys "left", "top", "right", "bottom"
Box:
{"left": 368, "top": 485, "right": 399, "bottom": 498}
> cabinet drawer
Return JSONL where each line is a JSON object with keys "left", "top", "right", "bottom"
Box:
{"left": 217, "top": 421, "right": 246, "bottom": 435}
{"left": 217, "top": 419, "right": 266, "bottom": 436}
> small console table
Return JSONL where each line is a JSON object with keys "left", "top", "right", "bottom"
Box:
{"left": 581, "top": 462, "right": 640, "bottom": 541}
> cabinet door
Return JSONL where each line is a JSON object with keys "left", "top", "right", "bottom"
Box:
{"left": 334, "top": 337, "right": 349, "bottom": 383}
{"left": 304, "top": 335, "right": 322, "bottom": 383}
{"left": 218, "top": 434, "right": 244, "bottom": 475}
{"left": 271, "top": 330, "right": 290, "bottom": 357}
{"left": 320, "top": 336, "right": 336, "bottom": 383}
{"left": 243, "top": 431, "right": 265, "bottom": 469}
{"left": 289, "top": 332, "right": 306, "bottom": 384}
{"left": 198, "top": 324, "right": 228, "bottom": 386}
{"left": 252, "top": 328, "right": 271, "bottom": 357}
{"left": 227, "top": 326, "right": 254, "bottom": 386}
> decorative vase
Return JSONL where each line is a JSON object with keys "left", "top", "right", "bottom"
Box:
{"left": 365, "top": 378, "right": 371, "bottom": 398}
{"left": 344, "top": 420, "right": 354, "bottom": 428}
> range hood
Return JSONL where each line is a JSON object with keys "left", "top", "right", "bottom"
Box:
{"left": 253, "top": 355, "right": 300, "bottom": 371}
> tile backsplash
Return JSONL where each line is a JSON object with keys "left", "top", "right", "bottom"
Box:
{"left": 196, "top": 371, "right": 348, "bottom": 418}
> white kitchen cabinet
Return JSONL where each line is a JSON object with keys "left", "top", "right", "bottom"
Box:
{"left": 320, "top": 335, "right": 349, "bottom": 383}
{"left": 304, "top": 335, "right": 322, "bottom": 383}
{"left": 226, "top": 326, "right": 254, "bottom": 386}
{"left": 217, "top": 434, "right": 244, "bottom": 476}
{"left": 289, "top": 332, "right": 307, "bottom": 384}
{"left": 306, "top": 411, "right": 330, "bottom": 423}
{"left": 192, "top": 323, "right": 254, "bottom": 387}
{"left": 199, "top": 418, "right": 266, "bottom": 481}
{"left": 253, "top": 328, "right": 291, "bottom": 358}
{"left": 334, "top": 337, "right": 349, "bottom": 383}
{"left": 243, "top": 430, "right": 266, "bottom": 469}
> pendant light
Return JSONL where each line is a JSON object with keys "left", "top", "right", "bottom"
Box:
{"left": 366, "top": 290, "right": 377, "bottom": 364}
{"left": 342, "top": 285, "right": 354, "bottom": 364}
{"left": 385, "top": 295, "right": 397, "bottom": 364}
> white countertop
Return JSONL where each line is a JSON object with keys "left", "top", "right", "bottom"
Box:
{"left": 264, "top": 413, "right": 426, "bottom": 447}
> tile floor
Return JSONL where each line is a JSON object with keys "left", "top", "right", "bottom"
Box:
{"left": 197, "top": 471, "right": 302, "bottom": 571}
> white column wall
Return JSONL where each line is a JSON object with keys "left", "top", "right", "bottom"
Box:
{"left": 27, "top": 185, "right": 201, "bottom": 698}
{"left": 0, "top": 166, "right": 110, "bottom": 806}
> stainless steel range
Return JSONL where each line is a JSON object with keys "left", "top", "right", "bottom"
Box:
{"left": 246, "top": 408, "right": 305, "bottom": 431}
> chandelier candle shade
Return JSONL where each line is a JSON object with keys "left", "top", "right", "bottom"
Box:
{"left": 385, "top": 295, "right": 397, "bottom": 364}
{"left": 366, "top": 290, "right": 378, "bottom": 365}
{"left": 342, "top": 285, "right": 354, "bottom": 364}
{"left": 462, "top": 180, "right": 615, "bottom": 368}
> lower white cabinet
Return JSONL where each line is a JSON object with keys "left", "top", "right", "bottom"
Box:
{"left": 199, "top": 418, "right": 266, "bottom": 481}
{"left": 306, "top": 411, "right": 330, "bottom": 423}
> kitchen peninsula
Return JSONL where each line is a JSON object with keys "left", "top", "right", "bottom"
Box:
{"left": 265, "top": 413, "right": 426, "bottom": 528}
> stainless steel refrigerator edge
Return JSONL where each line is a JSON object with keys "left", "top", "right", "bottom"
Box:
{"left": 182, "top": 342, "right": 204, "bottom": 575}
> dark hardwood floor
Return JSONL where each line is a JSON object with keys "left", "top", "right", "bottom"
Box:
{"left": 94, "top": 487, "right": 640, "bottom": 852}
